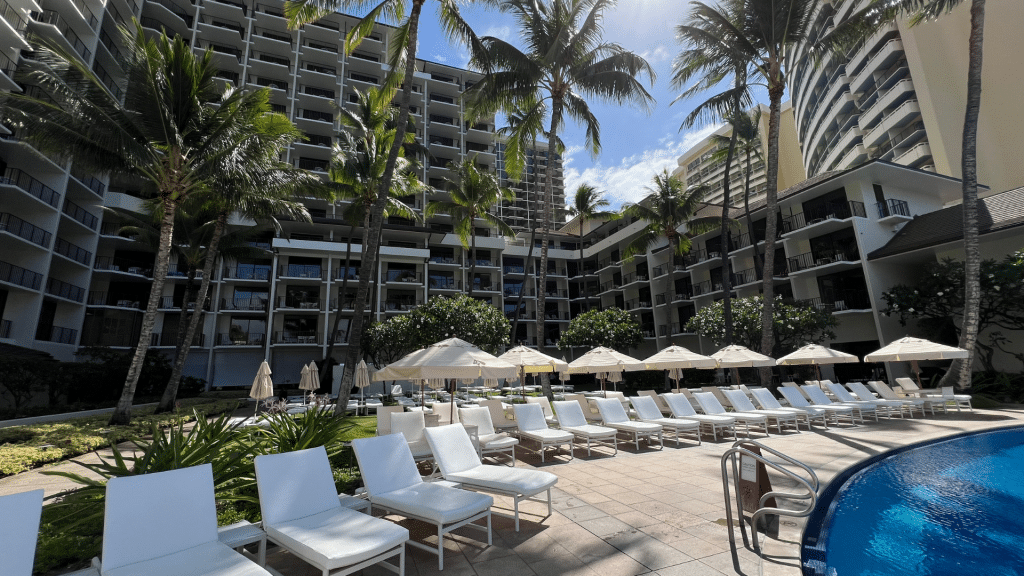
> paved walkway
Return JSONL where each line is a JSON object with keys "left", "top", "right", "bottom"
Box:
{"left": 4, "top": 405, "right": 1022, "bottom": 576}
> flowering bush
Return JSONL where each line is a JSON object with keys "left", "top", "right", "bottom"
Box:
{"left": 557, "top": 308, "right": 643, "bottom": 352}
{"left": 685, "top": 295, "right": 837, "bottom": 356}
{"left": 363, "top": 314, "right": 416, "bottom": 369}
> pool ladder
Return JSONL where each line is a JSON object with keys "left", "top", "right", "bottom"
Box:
{"left": 721, "top": 440, "right": 819, "bottom": 555}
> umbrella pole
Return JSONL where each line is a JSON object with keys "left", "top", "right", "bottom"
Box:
{"left": 449, "top": 379, "right": 455, "bottom": 423}
{"left": 911, "top": 360, "right": 923, "bottom": 388}
{"left": 521, "top": 367, "right": 526, "bottom": 401}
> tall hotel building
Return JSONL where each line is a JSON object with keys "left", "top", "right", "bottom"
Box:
{"left": 0, "top": 1, "right": 568, "bottom": 385}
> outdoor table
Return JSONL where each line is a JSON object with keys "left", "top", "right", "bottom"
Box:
{"left": 218, "top": 520, "right": 267, "bottom": 566}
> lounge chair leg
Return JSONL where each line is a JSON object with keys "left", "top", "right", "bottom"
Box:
{"left": 514, "top": 496, "right": 520, "bottom": 531}
{"left": 487, "top": 512, "right": 492, "bottom": 545}
{"left": 400, "top": 546, "right": 405, "bottom": 576}
{"left": 437, "top": 525, "right": 444, "bottom": 570}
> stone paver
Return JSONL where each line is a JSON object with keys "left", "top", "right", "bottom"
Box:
{"left": 4, "top": 405, "right": 1022, "bottom": 575}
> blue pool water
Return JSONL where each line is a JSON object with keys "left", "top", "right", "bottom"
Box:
{"left": 809, "top": 427, "right": 1024, "bottom": 576}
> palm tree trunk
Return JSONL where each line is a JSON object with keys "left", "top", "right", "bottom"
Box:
{"left": 511, "top": 228, "right": 536, "bottom": 345}
{"left": 321, "top": 229, "right": 354, "bottom": 387}
{"left": 337, "top": 0, "right": 424, "bottom": 415}
{"left": 468, "top": 219, "right": 477, "bottom": 297}
{"left": 720, "top": 126, "right": 739, "bottom": 344}
{"left": 175, "top": 271, "right": 196, "bottom": 351}
{"left": 158, "top": 212, "right": 226, "bottom": 412}
{"left": 744, "top": 146, "right": 763, "bottom": 280}
{"left": 110, "top": 200, "right": 177, "bottom": 425}
{"left": 943, "top": 0, "right": 986, "bottom": 391}
{"left": 758, "top": 77, "right": 784, "bottom": 388}
{"left": 537, "top": 119, "right": 559, "bottom": 359}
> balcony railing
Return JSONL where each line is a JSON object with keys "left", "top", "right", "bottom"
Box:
{"left": 0, "top": 50, "right": 15, "bottom": 79}
{"left": 430, "top": 256, "right": 461, "bottom": 265}
{"left": 0, "top": 260, "right": 43, "bottom": 290}
{"left": 95, "top": 256, "right": 152, "bottom": 276}
{"left": 1, "top": 0, "right": 28, "bottom": 33}
{"left": 732, "top": 268, "right": 756, "bottom": 286}
{"left": 273, "top": 331, "right": 321, "bottom": 344}
{"left": 88, "top": 292, "right": 143, "bottom": 309}
{"left": 787, "top": 246, "right": 861, "bottom": 272}
{"left": 641, "top": 324, "right": 656, "bottom": 338}
{"left": 54, "top": 237, "right": 92, "bottom": 265}
{"left": 220, "top": 297, "right": 268, "bottom": 311}
{"left": 33, "top": 11, "right": 92, "bottom": 61}
{"left": 621, "top": 272, "right": 649, "bottom": 285}
{"left": 386, "top": 270, "right": 422, "bottom": 283}
{"left": 503, "top": 286, "right": 533, "bottom": 297}
{"left": 599, "top": 281, "right": 621, "bottom": 293}
{"left": 151, "top": 332, "right": 205, "bottom": 347}
{"left": 276, "top": 296, "right": 322, "bottom": 310}
{"left": 429, "top": 278, "right": 460, "bottom": 290}
{"left": 70, "top": 170, "right": 106, "bottom": 197}
{"left": 624, "top": 298, "right": 652, "bottom": 310}
{"left": 45, "top": 277, "right": 85, "bottom": 302}
{"left": 782, "top": 200, "right": 867, "bottom": 233}
{"left": 63, "top": 199, "right": 99, "bottom": 230}
{"left": 2, "top": 168, "right": 61, "bottom": 208}
{"left": 876, "top": 198, "right": 910, "bottom": 218}
{"left": 158, "top": 297, "right": 210, "bottom": 311}
{"left": 278, "top": 264, "right": 322, "bottom": 278}
{"left": 43, "top": 325, "right": 78, "bottom": 345}
{"left": 807, "top": 290, "right": 872, "bottom": 312}
{"left": 543, "top": 289, "right": 568, "bottom": 298}
{"left": 0, "top": 213, "right": 52, "bottom": 248}
{"left": 223, "top": 265, "right": 271, "bottom": 280}
{"left": 691, "top": 280, "right": 713, "bottom": 297}
{"left": 381, "top": 300, "right": 420, "bottom": 312}
{"left": 217, "top": 332, "right": 265, "bottom": 346}
{"left": 249, "top": 75, "right": 288, "bottom": 91}
{"left": 729, "top": 233, "right": 752, "bottom": 251}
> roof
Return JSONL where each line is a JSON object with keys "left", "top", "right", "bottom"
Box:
{"left": 868, "top": 186, "right": 1024, "bottom": 260}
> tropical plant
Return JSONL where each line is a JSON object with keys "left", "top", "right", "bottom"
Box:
{"left": 324, "top": 87, "right": 423, "bottom": 411}
{"left": 567, "top": 184, "right": 617, "bottom": 315}
{"left": 466, "top": 0, "right": 656, "bottom": 366}
{"left": 710, "top": 108, "right": 764, "bottom": 279}
{"left": 248, "top": 407, "right": 355, "bottom": 457}
{"left": 685, "top": 295, "right": 838, "bottom": 356}
{"left": 284, "top": 0, "right": 483, "bottom": 418}
{"left": 672, "top": 0, "right": 892, "bottom": 380}
{"left": 406, "top": 294, "right": 511, "bottom": 355}
{"left": 881, "top": 254, "right": 1024, "bottom": 372}
{"left": 426, "top": 156, "right": 515, "bottom": 297}
{"left": 557, "top": 307, "right": 643, "bottom": 353}
{"left": 0, "top": 26, "right": 306, "bottom": 424}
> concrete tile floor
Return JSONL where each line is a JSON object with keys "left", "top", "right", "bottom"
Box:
{"left": 5, "top": 405, "right": 1022, "bottom": 576}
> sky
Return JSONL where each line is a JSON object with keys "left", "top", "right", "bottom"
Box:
{"left": 410, "top": 0, "right": 734, "bottom": 212}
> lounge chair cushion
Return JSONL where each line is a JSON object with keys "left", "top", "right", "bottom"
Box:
{"left": 264, "top": 507, "right": 408, "bottom": 570}
{"left": 607, "top": 421, "right": 663, "bottom": 433}
{"left": 353, "top": 434, "right": 425, "bottom": 496}
{"left": 101, "top": 541, "right": 268, "bottom": 576}
{"left": 372, "top": 483, "right": 493, "bottom": 524}
{"left": 519, "top": 428, "right": 574, "bottom": 443}
{"left": 561, "top": 424, "right": 617, "bottom": 437}
{"left": 445, "top": 465, "right": 557, "bottom": 495}
{"left": 646, "top": 417, "right": 699, "bottom": 429}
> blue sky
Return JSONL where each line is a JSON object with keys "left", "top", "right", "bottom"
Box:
{"left": 411, "top": 0, "right": 732, "bottom": 211}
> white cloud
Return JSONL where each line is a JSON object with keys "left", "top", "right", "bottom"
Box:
{"left": 482, "top": 25, "right": 511, "bottom": 41}
{"left": 639, "top": 45, "right": 672, "bottom": 64}
{"left": 562, "top": 124, "right": 721, "bottom": 208}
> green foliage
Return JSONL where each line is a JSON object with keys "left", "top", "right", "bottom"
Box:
{"left": 558, "top": 308, "right": 643, "bottom": 353}
{"left": 0, "top": 399, "right": 238, "bottom": 477}
{"left": 685, "top": 296, "right": 838, "bottom": 356}
{"left": 73, "top": 346, "right": 175, "bottom": 401}
{"left": 969, "top": 371, "right": 1024, "bottom": 404}
{"left": 363, "top": 315, "right": 416, "bottom": 369}
{"left": 248, "top": 407, "right": 354, "bottom": 457}
{"left": 881, "top": 254, "right": 1024, "bottom": 370}
{"left": 403, "top": 294, "right": 511, "bottom": 355}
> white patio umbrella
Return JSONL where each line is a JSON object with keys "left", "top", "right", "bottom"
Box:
{"left": 355, "top": 360, "right": 371, "bottom": 402}
{"left": 642, "top": 345, "right": 717, "bottom": 389}
{"left": 711, "top": 345, "right": 777, "bottom": 368}
{"left": 777, "top": 343, "right": 859, "bottom": 382}
{"left": 498, "top": 345, "right": 569, "bottom": 399}
{"left": 299, "top": 361, "right": 319, "bottom": 404}
{"left": 567, "top": 347, "right": 644, "bottom": 393}
{"left": 376, "top": 338, "right": 519, "bottom": 420}
{"left": 864, "top": 336, "right": 968, "bottom": 387}
{"left": 249, "top": 360, "right": 274, "bottom": 416}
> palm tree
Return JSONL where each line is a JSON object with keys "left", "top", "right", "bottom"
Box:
{"left": 325, "top": 87, "right": 422, "bottom": 411}
{"left": 284, "top": 0, "right": 483, "bottom": 413}
{"left": 672, "top": 0, "right": 890, "bottom": 379}
{"left": 427, "top": 156, "right": 515, "bottom": 298}
{"left": 621, "top": 171, "right": 718, "bottom": 346}
{"left": 567, "top": 184, "right": 617, "bottom": 315}
{"left": 714, "top": 108, "right": 765, "bottom": 281}
{"left": 467, "top": 0, "right": 656, "bottom": 362}
{"left": 0, "top": 25, "right": 299, "bottom": 424}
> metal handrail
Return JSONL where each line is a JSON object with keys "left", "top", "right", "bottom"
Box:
{"left": 721, "top": 440, "right": 819, "bottom": 556}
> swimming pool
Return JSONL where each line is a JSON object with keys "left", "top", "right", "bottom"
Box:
{"left": 801, "top": 426, "right": 1024, "bottom": 576}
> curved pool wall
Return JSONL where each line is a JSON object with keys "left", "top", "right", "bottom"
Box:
{"left": 800, "top": 425, "right": 1024, "bottom": 576}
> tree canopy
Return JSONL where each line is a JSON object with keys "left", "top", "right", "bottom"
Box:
{"left": 405, "top": 294, "right": 511, "bottom": 355}
{"left": 557, "top": 308, "right": 643, "bottom": 353}
{"left": 685, "top": 295, "right": 837, "bottom": 356}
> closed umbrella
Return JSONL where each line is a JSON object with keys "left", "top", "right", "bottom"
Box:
{"left": 642, "top": 345, "right": 717, "bottom": 389}
{"left": 777, "top": 344, "right": 859, "bottom": 382}
{"left": 864, "top": 336, "right": 968, "bottom": 387}
{"left": 498, "top": 345, "right": 569, "bottom": 400}
{"left": 249, "top": 360, "right": 274, "bottom": 416}
{"left": 355, "top": 360, "right": 371, "bottom": 404}
{"left": 567, "top": 347, "right": 644, "bottom": 394}
{"left": 299, "top": 361, "right": 319, "bottom": 404}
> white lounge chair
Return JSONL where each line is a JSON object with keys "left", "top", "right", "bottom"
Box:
{"left": 778, "top": 386, "right": 858, "bottom": 425}
{"left": 801, "top": 385, "right": 878, "bottom": 422}
{"left": 477, "top": 398, "right": 518, "bottom": 432}
{"left": 636, "top": 389, "right": 672, "bottom": 416}
{"left": 564, "top": 393, "right": 603, "bottom": 422}
{"left": 895, "top": 377, "right": 939, "bottom": 396}
{"left": 101, "top": 464, "right": 271, "bottom": 576}
{"left": 1, "top": 489, "right": 43, "bottom": 576}
{"left": 864, "top": 379, "right": 942, "bottom": 414}
{"left": 551, "top": 400, "right": 618, "bottom": 456}
{"left": 593, "top": 397, "right": 663, "bottom": 450}
{"left": 749, "top": 388, "right": 829, "bottom": 429}
{"left": 431, "top": 402, "right": 460, "bottom": 426}
{"left": 512, "top": 403, "right": 574, "bottom": 462}
{"left": 254, "top": 447, "right": 408, "bottom": 576}
{"left": 691, "top": 392, "right": 769, "bottom": 437}
{"left": 390, "top": 411, "right": 434, "bottom": 466}
{"left": 825, "top": 382, "right": 907, "bottom": 418}
{"left": 941, "top": 386, "right": 973, "bottom": 411}
{"left": 860, "top": 381, "right": 933, "bottom": 416}
{"left": 458, "top": 406, "right": 519, "bottom": 464}
{"left": 630, "top": 395, "right": 701, "bottom": 446}
{"left": 423, "top": 424, "right": 558, "bottom": 531}
{"left": 525, "top": 396, "right": 558, "bottom": 425}
{"left": 660, "top": 393, "right": 737, "bottom": 440}
{"left": 376, "top": 406, "right": 405, "bottom": 436}
{"left": 722, "top": 389, "right": 802, "bottom": 434}
{"left": 351, "top": 434, "right": 493, "bottom": 570}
